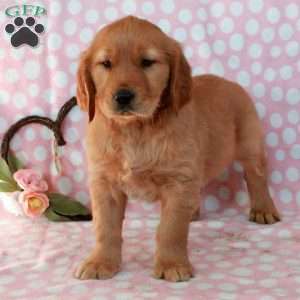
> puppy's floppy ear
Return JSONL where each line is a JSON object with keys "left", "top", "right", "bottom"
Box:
{"left": 77, "top": 51, "right": 96, "bottom": 122}
{"left": 164, "top": 41, "right": 192, "bottom": 112}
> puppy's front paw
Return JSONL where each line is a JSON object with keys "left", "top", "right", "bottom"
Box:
{"left": 75, "top": 257, "right": 120, "bottom": 280}
{"left": 153, "top": 260, "right": 193, "bottom": 282}
{"left": 249, "top": 208, "right": 281, "bottom": 224}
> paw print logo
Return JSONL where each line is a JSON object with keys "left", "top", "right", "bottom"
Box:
{"left": 5, "top": 16, "right": 44, "bottom": 48}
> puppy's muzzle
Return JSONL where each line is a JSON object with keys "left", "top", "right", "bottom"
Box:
{"left": 114, "top": 89, "right": 135, "bottom": 112}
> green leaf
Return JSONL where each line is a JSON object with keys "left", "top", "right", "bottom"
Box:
{"left": 0, "top": 157, "right": 14, "bottom": 182}
{"left": 48, "top": 193, "right": 91, "bottom": 217}
{"left": 7, "top": 153, "right": 24, "bottom": 173}
{"left": 0, "top": 180, "right": 19, "bottom": 192}
{"left": 44, "top": 207, "right": 71, "bottom": 222}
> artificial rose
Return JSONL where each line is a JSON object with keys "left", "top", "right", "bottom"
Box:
{"left": 13, "top": 169, "right": 48, "bottom": 192}
{"left": 19, "top": 191, "right": 49, "bottom": 218}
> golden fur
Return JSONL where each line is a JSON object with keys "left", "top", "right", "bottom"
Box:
{"left": 75, "top": 16, "right": 280, "bottom": 282}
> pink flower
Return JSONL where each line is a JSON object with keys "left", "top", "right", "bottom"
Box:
{"left": 13, "top": 169, "right": 48, "bottom": 192}
{"left": 19, "top": 191, "right": 49, "bottom": 218}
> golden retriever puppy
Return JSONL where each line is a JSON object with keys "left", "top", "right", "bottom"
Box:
{"left": 74, "top": 16, "right": 280, "bottom": 282}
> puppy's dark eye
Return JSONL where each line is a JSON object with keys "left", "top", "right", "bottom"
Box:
{"left": 141, "top": 58, "right": 156, "bottom": 68}
{"left": 101, "top": 60, "right": 112, "bottom": 69}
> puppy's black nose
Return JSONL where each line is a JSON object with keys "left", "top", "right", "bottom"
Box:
{"left": 114, "top": 89, "right": 135, "bottom": 108}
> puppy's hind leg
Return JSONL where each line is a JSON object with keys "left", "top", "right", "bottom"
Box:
{"left": 237, "top": 116, "right": 280, "bottom": 224}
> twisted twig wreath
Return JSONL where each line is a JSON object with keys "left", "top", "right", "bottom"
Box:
{"left": 0, "top": 97, "right": 92, "bottom": 221}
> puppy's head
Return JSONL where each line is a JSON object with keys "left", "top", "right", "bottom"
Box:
{"left": 77, "top": 16, "right": 191, "bottom": 123}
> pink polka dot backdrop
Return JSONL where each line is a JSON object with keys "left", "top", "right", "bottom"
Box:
{"left": 0, "top": 0, "right": 300, "bottom": 299}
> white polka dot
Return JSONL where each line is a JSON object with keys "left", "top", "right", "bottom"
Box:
{"left": 213, "top": 40, "right": 226, "bottom": 55}
{"left": 286, "top": 41, "right": 299, "bottom": 57}
{"left": 286, "top": 167, "right": 299, "bottom": 182}
{"left": 279, "top": 188, "right": 293, "bottom": 204}
{"left": 192, "top": 66, "right": 205, "bottom": 76}
{"left": 198, "top": 42, "right": 211, "bottom": 58}
{"left": 280, "top": 65, "right": 293, "bottom": 80}
{"left": 271, "top": 87, "right": 283, "bottom": 102}
{"left": 73, "top": 169, "right": 84, "bottom": 182}
{"left": 252, "top": 83, "right": 265, "bottom": 98}
{"left": 29, "top": 84, "right": 39, "bottom": 97}
{"left": 5, "top": 68, "right": 19, "bottom": 84}
{"left": 245, "top": 19, "right": 260, "bottom": 35}
{"left": 197, "top": 7, "right": 207, "bottom": 21}
{"left": 220, "top": 17, "right": 234, "bottom": 34}
{"left": 191, "top": 24, "right": 205, "bottom": 41}
{"left": 237, "top": 71, "right": 250, "bottom": 87}
{"left": 142, "top": 2, "right": 155, "bottom": 15}
{"left": 178, "top": 9, "right": 192, "bottom": 24}
{"left": 173, "top": 28, "right": 187, "bottom": 42}
{"left": 209, "top": 60, "right": 224, "bottom": 76}
{"left": 266, "top": 132, "right": 278, "bottom": 147}
{"left": 210, "top": 2, "right": 225, "bottom": 18}
{"left": 0, "top": 117, "right": 8, "bottom": 134}
{"left": 0, "top": 90, "right": 9, "bottom": 105}
{"left": 158, "top": 19, "right": 171, "bottom": 33}
{"left": 271, "top": 170, "right": 282, "bottom": 184}
{"left": 65, "top": 43, "right": 80, "bottom": 59}
{"left": 69, "top": 62, "right": 78, "bottom": 76}
{"left": 235, "top": 191, "right": 248, "bottom": 206}
{"left": 184, "top": 46, "right": 193, "bottom": 59}
{"left": 285, "top": 3, "right": 299, "bottom": 19}
{"left": 85, "top": 9, "right": 99, "bottom": 24}
{"left": 230, "top": 2, "right": 244, "bottom": 17}
{"left": 279, "top": 23, "right": 294, "bottom": 41}
{"left": 286, "top": 88, "right": 300, "bottom": 105}
{"left": 160, "top": 0, "right": 175, "bottom": 14}
{"left": 204, "top": 195, "right": 220, "bottom": 212}
{"left": 48, "top": 33, "right": 62, "bottom": 51}
{"left": 207, "top": 23, "right": 217, "bottom": 36}
{"left": 267, "top": 7, "right": 281, "bottom": 24}
{"left": 49, "top": 1, "right": 62, "bottom": 16}
{"left": 282, "top": 128, "right": 297, "bottom": 145}
{"left": 248, "top": 43, "right": 263, "bottom": 59}
{"left": 259, "top": 279, "right": 278, "bottom": 288}
{"left": 25, "top": 128, "right": 36, "bottom": 141}
{"left": 229, "top": 33, "right": 244, "bottom": 51}
{"left": 232, "top": 267, "right": 253, "bottom": 277}
{"left": 290, "top": 144, "right": 300, "bottom": 160}
{"left": 65, "top": 127, "right": 79, "bottom": 144}
{"left": 64, "top": 19, "right": 77, "bottom": 36}
{"left": 47, "top": 55, "right": 58, "bottom": 69}
{"left": 68, "top": 0, "right": 82, "bottom": 15}
{"left": 53, "top": 71, "right": 69, "bottom": 88}
{"left": 255, "top": 102, "right": 266, "bottom": 119}
{"left": 275, "top": 149, "right": 286, "bottom": 161}
{"left": 70, "top": 150, "right": 83, "bottom": 166}
{"left": 270, "top": 46, "right": 281, "bottom": 58}
{"left": 80, "top": 27, "right": 94, "bottom": 44}
{"left": 228, "top": 55, "right": 240, "bottom": 70}
{"left": 23, "top": 60, "right": 40, "bottom": 80}
{"left": 251, "top": 62, "right": 262, "bottom": 75}
{"left": 34, "top": 146, "right": 47, "bottom": 161}
{"left": 261, "top": 27, "right": 275, "bottom": 43}
{"left": 122, "top": 0, "right": 136, "bottom": 14}
{"left": 104, "top": 6, "right": 118, "bottom": 21}
{"left": 288, "top": 110, "right": 300, "bottom": 124}
{"left": 13, "top": 92, "right": 27, "bottom": 109}
{"left": 69, "top": 106, "right": 84, "bottom": 122}
{"left": 270, "top": 113, "right": 283, "bottom": 128}
{"left": 264, "top": 68, "right": 276, "bottom": 81}
{"left": 248, "top": 0, "right": 264, "bottom": 13}
{"left": 57, "top": 177, "right": 73, "bottom": 194}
